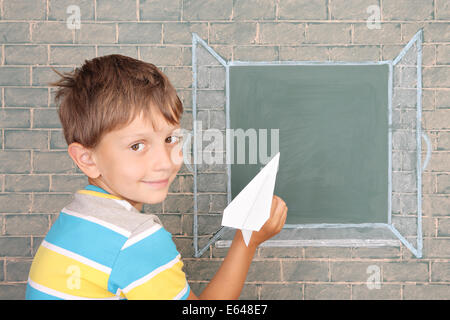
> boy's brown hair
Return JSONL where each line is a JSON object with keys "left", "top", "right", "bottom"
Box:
{"left": 50, "top": 54, "right": 183, "bottom": 149}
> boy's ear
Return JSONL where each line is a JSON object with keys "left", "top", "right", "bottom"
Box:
{"left": 67, "top": 142, "right": 101, "bottom": 179}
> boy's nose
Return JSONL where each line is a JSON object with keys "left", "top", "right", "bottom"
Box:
{"left": 149, "top": 143, "right": 175, "bottom": 171}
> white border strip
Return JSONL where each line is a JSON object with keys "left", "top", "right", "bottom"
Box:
{"left": 121, "top": 224, "right": 162, "bottom": 250}
{"left": 42, "top": 240, "right": 111, "bottom": 274}
{"left": 122, "top": 254, "right": 181, "bottom": 294}
{"left": 28, "top": 277, "right": 120, "bottom": 300}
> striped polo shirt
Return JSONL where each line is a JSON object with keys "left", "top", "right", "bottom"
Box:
{"left": 25, "top": 184, "right": 190, "bottom": 300}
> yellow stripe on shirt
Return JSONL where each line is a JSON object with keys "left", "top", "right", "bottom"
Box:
{"left": 29, "top": 244, "right": 116, "bottom": 299}
{"left": 124, "top": 260, "right": 187, "bottom": 300}
{"left": 77, "top": 189, "right": 124, "bottom": 200}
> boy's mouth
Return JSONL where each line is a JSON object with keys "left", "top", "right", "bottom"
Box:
{"left": 142, "top": 179, "right": 169, "bottom": 188}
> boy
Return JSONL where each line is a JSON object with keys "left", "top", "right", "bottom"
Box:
{"left": 25, "top": 54, "right": 287, "bottom": 300}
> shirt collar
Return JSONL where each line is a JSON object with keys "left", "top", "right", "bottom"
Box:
{"left": 76, "top": 184, "right": 136, "bottom": 212}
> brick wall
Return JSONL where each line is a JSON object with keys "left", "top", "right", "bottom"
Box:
{"left": 0, "top": 0, "right": 449, "bottom": 300}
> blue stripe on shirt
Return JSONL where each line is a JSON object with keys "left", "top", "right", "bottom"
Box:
{"left": 108, "top": 227, "right": 180, "bottom": 290}
{"left": 44, "top": 212, "right": 127, "bottom": 268}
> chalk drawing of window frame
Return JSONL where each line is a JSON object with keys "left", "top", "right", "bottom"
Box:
{"left": 191, "top": 29, "right": 431, "bottom": 258}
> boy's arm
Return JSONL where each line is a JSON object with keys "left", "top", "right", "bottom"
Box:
{"left": 187, "top": 195, "right": 287, "bottom": 300}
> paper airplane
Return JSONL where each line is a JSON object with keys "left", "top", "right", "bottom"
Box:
{"left": 221, "top": 152, "right": 280, "bottom": 246}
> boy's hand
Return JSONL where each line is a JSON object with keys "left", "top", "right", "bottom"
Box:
{"left": 247, "top": 195, "right": 287, "bottom": 248}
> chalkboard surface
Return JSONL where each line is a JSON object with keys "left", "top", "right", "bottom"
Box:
{"left": 229, "top": 64, "right": 390, "bottom": 224}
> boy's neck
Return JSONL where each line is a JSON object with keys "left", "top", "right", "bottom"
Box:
{"left": 87, "top": 177, "right": 143, "bottom": 212}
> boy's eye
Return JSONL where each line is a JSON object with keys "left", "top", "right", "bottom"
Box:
{"left": 166, "top": 135, "right": 182, "bottom": 144}
{"left": 130, "top": 143, "right": 144, "bottom": 152}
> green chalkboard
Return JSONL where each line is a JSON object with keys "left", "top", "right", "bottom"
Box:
{"left": 229, "top": 64, "right": 390, "bottom": 224}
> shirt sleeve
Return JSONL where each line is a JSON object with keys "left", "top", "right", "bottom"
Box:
{"left": 107, "top": 220, "right": 190, "bottom": 300}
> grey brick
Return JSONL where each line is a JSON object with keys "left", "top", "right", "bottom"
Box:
{"left": 97, "top": 0, "right": 137, "bottom": 21}
{"left": 437, "top": 45, "right": 450, "bottom": 65}
{"left": 4, "top": 130, "right": 48, "bottom": 150}
{"left": 31, "top": 22, "right": 73, "bottom": 44}
{"left": 210, "top": 22, "right": 257, "bottom": 45}
{"left": 97, "top": 46, "right": 139, "bottom": 59}
{"left": 33, "top": 108, "right": 61, "bottom": 129}
{"left": 197, "top": 173, "right": 227, "bottom": 192}
{"left": 118, "top": 23, "right": 162, "bottom": 44}
{"left": 258, "top": 247, "right": 304, "bottom": 258}
{"left": 5, "top": 174, "right": 49, "bottom": 192}
{"left": 283, "top": 260, "right": 328, "bottom": 281}
{"left": 404, "top": 284, "right": 450, "bottom": 299}
{"left": 239, "top": 284, "right": 258, "bottom": 300}
{"left": 0, "top": 67, "right": 29, "bottom": 86}
{"left": 142, "top": 201, "right": 163, "bottom": 214}
{"left": 352, "top": 247, "right": 401, "bottom": 259}
{"left": 183, "top": 0, "right": 232, "bottom": 20}
{"left": 156, "top": 213, "right": 182, "bottom": 235}
{"left": 431, "top": 261, "right": 450, "bottom": 282}
{"left": 0, "top": 237, "right": 31, "bottom": 257}
{"left": 352, "top": 284, "right": 401, "bottom": 300}
{"left": 383, "top": 0, "right": 434, "bottom": 21}
{"left": 306, "top": 23, "right": 352, "bottom": 44}
{"left": 163, "top": 22, "right": 208, "bottom": 45}
{"left": 423, "top": 67, "right": 450, "bottom": 88}
{"left": 50, "top": 130, "right": 67, "bottom": 149}
{"left": 48, "top": 0, "right": 95, "bottom": 21}
{"left": 196, "top": 90, "right": 226, "bottom": 109}
{"left": 246, "top": 261, "right": 281, "bottom": 281}
{"left": 383, "top": 262, "right": 428, "bottom": 282}
{"left": 329, "top": 45, "right": 380, "bottom": 61}
{"left": 183, "top": 259, "right": 221, "bottom": 281}
{"left": 437, "top": 174, "right": 450, "bottom": 194}
{"left": 260, "top": 283, "right": 303, "bottom": 300}
{"left": 4, "top": 88, "right": 48, "bottom": 107}
{"left": 304, "top": 247, "right": 352, "bottom": 259}
{"left": 233, "top": 0, "right": 276, "bottom": 21}
{"left": 259, "top": 22, "right": 305, "bottom": 45}
{"left": 233, "top": 46, "right": 278, "bottom": 61}
{"left": 331, "top": 261, "right": 377, "bottom": 282}
{"left": 32, "top": 67, "right": 74, "bottom": 87}
{"left": 163, "top": 194, "right": 193, "bottom": 213}
{"left": 436, "top": 0, "right": 450, "bottom": 20}
{"left": 5, "top": 214, "right": 49, "bottom": 236}
{"left": 279, "top": 45, "right": 329, "bottom": 61}
{"left": 304, "top": 284, "right": 351, "bottom": 300}
{"left": 196, "top": 214, "right": 222, "bottom": 235}
{"left": 49, "top": 45, "right": 96, "bottom": 66}
{"left": 139, "top": 0, "right": 182, "bottom": 21}
{"left": 5, "top": 259, "right": 32, "bottom": 282}
{"left": 423, "top": 238, "right": 450, "bottom": 258}
{"left": 0, "top": 260, "right": 3, "bottom": 281}
{"left": 74, "top": 23, "right": 116, "bottom": 44}
{"left": 437, "top": 218, "right": 450, "bottom": 236}
{"left": 33, "top": 151, "right": 76, "bottom": 174}
{"left": 353, "top": 23, "right": 402, "bottom": 45}
{"left": 0, "top": 284, "right": 27, "bottom": 300}
{"left": 3, "top": 0, "right": 46, "bottom": 20}
{"left": 50, "top": 174, "right": 87, "bottom": 192}
{"left": 160, "top": 66, "right": 191, "bottom": 88}
{"left": 0, "top": 193, "right": 32, "bottom": 213}
{"left": 404, "top": 23, "right": 450, "bottom": 43}
{"left": 33, "top": 193, "right": 74, "bottom": 214}
{"left": 279, "top": 0, "right": 327, "bottom": 20}
{"left": 0, "top": 22, "right": 30, "bottom": 44}
{"left": 178, "top": 174, "right": 193, "bottom": 193}
{"left": 0, "top": 150, "right": 31, "bottom": 174}
{"left": 330, "top": 0, "right": 380, "bottom": 20}
{"left": 139, "top": 46, "right": 186, "bottom": 66}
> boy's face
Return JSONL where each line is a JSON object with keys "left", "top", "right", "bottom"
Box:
{"left": 88, "top": 111, "right": 184, "bottom": 211}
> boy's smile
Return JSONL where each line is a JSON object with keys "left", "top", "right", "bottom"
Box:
{"left": 76, "top": 110, "right": 184, "bottom": 212}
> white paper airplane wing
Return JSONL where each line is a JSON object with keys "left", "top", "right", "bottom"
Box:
{"left": 221, "top": 152, "right": 280, "bottom": 245}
